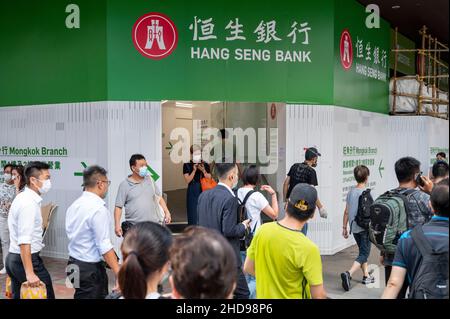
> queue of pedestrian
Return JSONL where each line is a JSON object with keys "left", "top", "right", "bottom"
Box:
{"left": 0, "top": 149, "right": 447, "bottom": 300}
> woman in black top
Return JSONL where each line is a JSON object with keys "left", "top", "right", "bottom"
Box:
{"left": 183, "top": 145, "right": 211, "bottom": 225}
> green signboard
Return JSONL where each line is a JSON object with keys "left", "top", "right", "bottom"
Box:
{"left": 333, "top": 0, "right": 391, "bottom": 114}
{"left": 0, "top": 0, "right": 391, "bottom": 114}
{"left": 0, "top": 0, "right": 107, "bottom": 107}
{"left": 107, "top": 0, "right": 335, "bottom": 104}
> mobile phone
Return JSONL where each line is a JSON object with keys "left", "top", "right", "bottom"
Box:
{"left": 415, "top": 171, "right": 425, "bottom": 187}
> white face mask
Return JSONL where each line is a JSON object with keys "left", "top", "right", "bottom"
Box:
{"left": 36, "top": 179, "right": 52, "bottom": 194}
{"left": 232, "top": 173, "right": 239, "bottom": 189}
{"left": 3, "top": 173, "right": 12, "bottom": 183}
{"left": 192, "top": 153, "right": 202, "bottom": 163}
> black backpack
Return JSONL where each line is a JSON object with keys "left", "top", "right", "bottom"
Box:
{"left": 354, "top": 189, "right": 374, "bottom": 230}
{"left": 236, "top": 190, "right": 256, "bottom": 251}
{"left": 408, "top": 225, "right": 449, "bottom": 299}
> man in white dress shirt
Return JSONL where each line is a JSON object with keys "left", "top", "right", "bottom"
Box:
{"left": 66, "top": 165, "right": 120, "bottom": 299}
{"left": 6, "top": 161, "right": 55, "bottom": 299}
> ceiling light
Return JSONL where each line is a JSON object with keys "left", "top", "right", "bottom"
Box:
{"left": 176, "top": 102, "right": 193, "bottom": 108}
{"left": 392, "top": 5, "right": 400, "bottom": 9}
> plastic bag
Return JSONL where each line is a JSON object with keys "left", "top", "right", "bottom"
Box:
{"left": 20, "top": 281, "right": 47, "bottom": 299}
{"left": 5, "top": 276, "right": 12, "bottom": 299}
{"left": 200, "top": 177, "right": 218, "bottom": 192}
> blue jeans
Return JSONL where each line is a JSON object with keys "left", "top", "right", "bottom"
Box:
{"left": 240, "top": 252, "right": 256, "bottom": 299}
{"left": 353, "top": 231, "right": 371, "bottom": 265}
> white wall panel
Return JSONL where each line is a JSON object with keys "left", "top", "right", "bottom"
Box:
{"left": 1, "top": 102, "right": 447, "bottom": 259}
{"left": 286, "top": 105, "right": 449, "bottom": 255}
{"left": 106, "top": 101, "right": 162, "bottom": 256}
{"left": 286, "top": 105, "right": 335, "bottom": 254}
{"left": 0, "top": 101, "right": 162, "bottom": 259}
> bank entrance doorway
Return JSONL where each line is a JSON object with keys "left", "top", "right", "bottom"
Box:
{"left": 161, "top": 101, "right": 286, "bottom": 228}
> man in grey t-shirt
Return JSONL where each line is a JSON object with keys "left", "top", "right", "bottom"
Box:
{"left": 114, "top": 154, "right": 171, "bottom": 237}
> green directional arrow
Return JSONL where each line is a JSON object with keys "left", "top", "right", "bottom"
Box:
{"left": 74, "top": 162, "right": 88, "bottom": 176}
{"left": 147, "top": 165, "right": 160, "bottom": 182}
{"left": 378, "top": 160, "right": 385, "bottom": 178}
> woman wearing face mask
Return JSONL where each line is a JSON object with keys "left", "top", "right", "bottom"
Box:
{"left": 118, "top": 222, "right": 173, "bottom": 299}
{"left": 183, "top": 145, "right": 211, "bottom": 225}
{"left": 11, "top": 165, "right": 26, "bottom": 194}
{"left": 0, "top": 164, "right": 16, "bottom": 274}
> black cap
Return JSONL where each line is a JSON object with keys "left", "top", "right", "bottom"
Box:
{"left": 305, "top": 147, "right": 321, "bottom": 161}
{"left": 287, "top": 183, "right": 318, "bottom": 216}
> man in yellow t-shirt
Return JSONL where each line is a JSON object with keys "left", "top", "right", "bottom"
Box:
{"left": 244, "top": 183, "right": 327, "bottom": 299}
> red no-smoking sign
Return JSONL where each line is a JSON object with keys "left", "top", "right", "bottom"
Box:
{"left": 132, "top": 12, "right": 178, "bottom": 60}
{"left": 340, "top": 29, "right": 353, "bottom": 70}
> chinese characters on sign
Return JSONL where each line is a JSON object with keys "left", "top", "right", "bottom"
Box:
{"left": 341, "top": 146, "right": 379, "bottom": 202}
{"left": 354, "top": 34, "right": 387, "bottom": 82}
{"left": 188, "top": 16, "right": 313, "bottom": 63}
{"left": 0, "top": 159, "right": 62, "bottom": 170}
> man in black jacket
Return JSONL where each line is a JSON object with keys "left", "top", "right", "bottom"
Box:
{"left": 197, "top": 162, "right": 251, "bottom": 299}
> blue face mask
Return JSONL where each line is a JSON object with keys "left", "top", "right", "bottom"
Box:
{"left": 138, "top": 166, "right": 148, "bottom": 177}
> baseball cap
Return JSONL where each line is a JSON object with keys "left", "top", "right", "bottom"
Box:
{"left": 305, "top": 147, "right": 321, "bottom": 161}
{"left": 287, "top": 183, "right": 318, "bottom": 216}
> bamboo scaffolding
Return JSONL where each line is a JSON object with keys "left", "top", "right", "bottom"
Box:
{"left": 391, "top": 25, "right": 449, "bottom": 120}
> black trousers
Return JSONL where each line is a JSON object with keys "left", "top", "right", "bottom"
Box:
{"left": 5, "top": 252, "right": 55, "bottom": 299}
{"left": 385, "top": 265, "right": 409, "bottom": 299}
{"left": 67, "top": 257, "right": 109, "bottom": 299}
{"left": 234, "top": 266, "right": 250, "bottom": 299}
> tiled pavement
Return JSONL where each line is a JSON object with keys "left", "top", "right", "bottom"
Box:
{"left": 1, "top": 244, "right": 385, "bottom": 299}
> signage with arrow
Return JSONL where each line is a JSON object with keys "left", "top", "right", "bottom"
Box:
{"left": 378, "top": 160, "right": 385, "bottom": 178}
{"left": 147, "top": 165, "right": 160, "bottom": 182}
{"left": 165, "top": 141, "right": 173, "bottom": 155}
{"left": 74, "top": 161, "right": 88, "bottom": 176}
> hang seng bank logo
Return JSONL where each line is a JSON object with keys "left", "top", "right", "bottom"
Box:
{"left": 340, "top": 29, "right": 353, "bottom": 70}
{"left": 132, "top": 13, "right": 178, "bottom": 60}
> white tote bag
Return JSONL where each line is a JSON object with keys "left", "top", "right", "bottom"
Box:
{"left": 150, "top": 178, "right": 166, "bottom": 224}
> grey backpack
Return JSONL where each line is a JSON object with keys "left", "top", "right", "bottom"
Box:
{"left": 368, "top": 189, "right": 414, "bottom": 254}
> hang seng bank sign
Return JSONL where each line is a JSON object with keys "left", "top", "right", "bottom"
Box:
{"left": 133, "top": 13, "right": 315, "bottom": 63}
{"left": 113, "top": 1, "right": 389, "bottom": 112}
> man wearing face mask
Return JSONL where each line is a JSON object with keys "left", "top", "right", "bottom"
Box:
{"left": 197, "top": 161, "right": 251, "bottom": 299}
{"left": 114, "top": 154, "right": 171, "bottom": 238}
{"left": 66, "top": 165, "right": 120, "bottom": 299}
{"left": 5, "top": 161, "right": 55, "bottom": 299}
{"left": 0, "top": 164, "right": 16, "bottom": 274}
{"left": 283, "top": 147, "right": 327, "bottom": 235}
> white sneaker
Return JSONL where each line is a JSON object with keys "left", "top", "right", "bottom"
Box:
{"left": 0, "top": 267, "right": 6, "bottom": 275}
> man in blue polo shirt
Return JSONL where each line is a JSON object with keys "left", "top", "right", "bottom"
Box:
{"left": 382, "top": 184, "right": 449, "bottom": 299}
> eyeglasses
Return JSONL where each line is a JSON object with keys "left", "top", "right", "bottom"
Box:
{"left": 98, "top": 180, "right": 111, "bottom": 186}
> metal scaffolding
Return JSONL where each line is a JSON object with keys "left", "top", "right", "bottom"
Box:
{"left": 391, "top": 26, "right": 449, "bottom": 119}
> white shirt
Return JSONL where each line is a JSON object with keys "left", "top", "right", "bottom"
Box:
{"left": 218, "top": 182, "right": 236, "bottom": 197}
{"left": 237, "top": 188, "right": 269, "bottom": 231}
{"left": 8, "top": 187, "right": 44, "bottom": 254}
{"left": 119, "top": 292, "right": 161, "bottom": 299}
{"left": 146, "top": 292, "right": 161, "bottom": 299}
{"left": 66, "top": 191, "right": 114, "bottom": 263}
